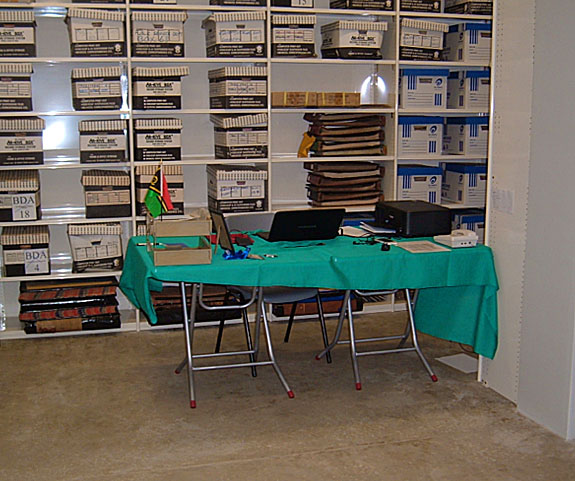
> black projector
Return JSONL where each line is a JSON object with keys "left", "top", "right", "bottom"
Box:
{"left": 374, "top": 200, "right": 451, "bottom": 237}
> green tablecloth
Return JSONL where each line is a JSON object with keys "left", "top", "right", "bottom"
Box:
{"left": 120, "top": 235, "right": 499, "bottom": 358}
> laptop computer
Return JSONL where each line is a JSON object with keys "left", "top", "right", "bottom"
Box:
{"left": 257, "top": 208, "right": 345, "bottom": 242}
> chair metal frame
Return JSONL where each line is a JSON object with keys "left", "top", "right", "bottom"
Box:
{"left": 317, "top": 289, "right": 438, "bottom": 390}
{"left": 174, "top": 283, "right": 293, "bottom": 408}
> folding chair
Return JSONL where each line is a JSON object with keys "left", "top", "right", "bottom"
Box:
{"left": 317, "top": 289, "right": 437, "bottom": 390}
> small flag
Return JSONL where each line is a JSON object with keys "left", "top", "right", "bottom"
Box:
{"left": 145, "top": 166, "right": 173, "bottom": 218}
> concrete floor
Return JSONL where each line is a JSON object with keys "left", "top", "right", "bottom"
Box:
{"left": 1, "top": 312, "right": 574, "bottom": 481}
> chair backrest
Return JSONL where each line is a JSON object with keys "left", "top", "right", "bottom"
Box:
{"left": 225, "top": 212, "right": 274, "bottom": 232}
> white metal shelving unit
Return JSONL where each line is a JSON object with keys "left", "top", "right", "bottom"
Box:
{"left": 0, "top": 0, "right": 493, "bottom": 340}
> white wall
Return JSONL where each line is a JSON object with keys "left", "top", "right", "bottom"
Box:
{"left": 516, "top": 0, "right": 575, "bottom": 439}
{"left": 481, "top": 0, "right": 535, "bottom": 402}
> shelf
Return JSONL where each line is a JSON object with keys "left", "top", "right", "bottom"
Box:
{"left": 398, "top": 109, "right": 489, "bottom": 116}
{"left": 272, "top": 154, "right": 394, "bottom": 163}
{"left": 0, "top": 215, "right": 132, "bottom": 228}
{"left": 0, "top": 0, "right": 494, "bottom": 339}
{"left": 398, "top": 11, "right": 492, "bottom": 21}
{"left": 270, "top": 58, "right": 396, "bottom": 65}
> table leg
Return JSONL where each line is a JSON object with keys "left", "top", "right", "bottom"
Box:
{"left": 405, "top": 289, "right": 438, "bottom": 382}
{"left": 315, "top": 289, "right": 351, "bottom": 361}
{"left": 179, "top": 282, "right": 199, "bottom": 408}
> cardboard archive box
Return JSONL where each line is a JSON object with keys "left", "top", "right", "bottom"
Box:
{"left": 202, "top": 12, "right": 266, "bottom": 58}
{"left": 133, "top": 118, "right": 182, "bottom": 162}
{"left": 441, "top": 163, "right": 487, "bottom": 207}
{"left": 66, "top": 9, "right": 125, "bottom": 57}
{"left": 321, "top": 20, "right": 387, "bottom": 60}
{"left": 78, "top": 119, "right": 128, "bottom": 163}
{"left": 67, "top": 222, "right": 123, "bottom": 273}
{"left": 207, "top": 164, "right": 268, "bottom": 213}
{"left": 132, "top": 66, "right": 189, "bottom": 110}
{"left": 71, "top": 66, "right": 123, "bottom": 111}
{"left": 0, "top": 63, "right": 33, "bottom": 111}
{"left": 271, "top": 15, "right": 316, "bottom": 58}
{"left": 399, "top": 18, "right": 449, "bottom": 61}
{"left": 397, "top": 116, "right": 443, "bottom": 157}
{"left": 131, "top": 11, "right": 188, "bottom": 57}
{"left": 0, "top": 117, "right": 44, "bottom": 165}
{"left": 0, "top": 170, "right": 41, "bottom": 222}
{"left": 400, "top": 69, "right": 449, "bottom": 110}
{"left": 210, "top": 113, "right": 268, "bottom": 159}
{"left": 81, "top": 169, "right": 131, "bottom": 218}
{"left": 208, "top": 66, "right": 267, "bottom": 109}
{"left": 0, "top": 10, "right": 36, "bottom": 57}
{"left": 397, "top": 165, "right": 442, "bottom": 204}
{"left": 1, "top": 225, "right": 50, "bottom": 276}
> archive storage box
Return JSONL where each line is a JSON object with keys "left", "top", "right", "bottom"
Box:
{"left": 131, "top": 11, "right": 188, "bottom": 57}
{"left": 0, "top": 117, "right": 44, "bottom": 165}
{"left": 132, "top": 66, "right": 189, "bottom": 110}
{"left": 400, "top": 0, "right": 441, "bottom": 12}
{"left": 447, "top": 70, "right": 490, "bottom": 110}
{"left": 0, "top": 170, "right": 41, "bottom": 221}
{"left": 271, "top": 15, "right": 316, "bottom": 58}
{"left": 207, "top": 164, "right": 268, "bottom": 213}
{"left": 0, "top": 63, "right": 33, "bottom": 111}
{"left": 1, "top": 225, "right": 50, "bottom": 276}
{"left": 271, "top": 91, "right": 317, "bottom": 108}
{"left": 134, "top": 118, "right": 182, "bottom": 162}
{"left": 442, "top": 163, "right": 487, "bottom": 207}
{"left": 208, "top": 67, "right": 267, "bottom": 109}
{"left": 399, "top": 19, "right": 449, "bottom": 61}
{"left": 445, "top": 0, "right": 492, "bottom": 15}
{"left": 0, "top": 11, "right": 36, "bottom": 57}
{"left": 443, "top": 117, "right": 489, "bottom": 156}
{"left": 81, "top": 169, "right": 131, "bottom": 218}
{"left": 135, "top": 164, "right": 184, "bottom": 215}
{"left": 67, "top": 223, "right": 123, "bottom": 273}
{"left": 452, "top": 210, "right": 485, "bottom": 242}
{"left": 78, "top": 119, "right": 128, "bottom": 163}
{"left": 211, "top": 0, "right": 264, "bottom": 5}
{"left": 320, "top": 21, "right": 387, "bottom": 60}
{"left": 65, "top": 9, "right": 125, "bottom": 57}
{"left": 273, "top": 0, "right": 314, "bottom": 6}
{"left": 444, "top": 23, "right": 492, "bottom": 63}
{"left": 202, "top": 12, "right": 266, "bottom": 58}
{"left": 329, "top": 0, "right": 393, "bottom": 11}
{"left": 71, "top": 66, "right": 122, "bottom": 111}
{"left": 397, "top": 117, "right": 442, "bottom": 157}
{"left": 210, "top": 113, "right": 268, "bottom": 159}
{"left": 397, "top": 165, "right": 442, "bottom": 204}
{"left": 399, "top": 69, "right": 449, "bottom": 110}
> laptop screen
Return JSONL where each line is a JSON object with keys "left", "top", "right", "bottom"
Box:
{"left": 264, "top": 208, "right": 346, "bottom": 242}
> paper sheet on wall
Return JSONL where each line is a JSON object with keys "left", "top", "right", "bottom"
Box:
{"left": 397, "top": 241, "right": 450, "bottom": 253}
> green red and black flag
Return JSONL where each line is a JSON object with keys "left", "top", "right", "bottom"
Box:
{"left": 144, "top": 166, "right": 173, "bottom": 218}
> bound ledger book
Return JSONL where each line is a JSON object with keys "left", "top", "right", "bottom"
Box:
{"left": 303, "top": 113, "right": 387, "bottom": 157}
{"left": 304, "top": 161, "right": 384, "bottom": 207}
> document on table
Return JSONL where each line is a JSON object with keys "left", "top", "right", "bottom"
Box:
{"left": 397, "top": 241, "right": 450, "bottom": 253}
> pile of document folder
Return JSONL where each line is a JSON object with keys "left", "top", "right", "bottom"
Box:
{"left": 303, "top": 112, "right": 387, "bottom": 157}
{"left": 18, "top": 277, "right": 121, "bottom": 334}
{"left": 304, "top": 161, "right": 383, "bottom": 207}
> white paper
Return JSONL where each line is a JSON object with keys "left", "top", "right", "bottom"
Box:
{"left": 397, "top": 240, "right": 449, "bottom": 253}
